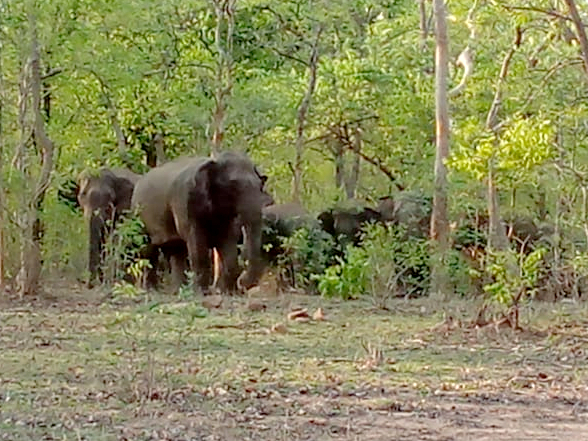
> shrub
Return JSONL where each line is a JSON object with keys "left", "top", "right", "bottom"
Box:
{"left": 316, "top": 223, "right": 430, "bottom": 306}
{"left": 277, "top": 226, "right": 337, "bottom": 293}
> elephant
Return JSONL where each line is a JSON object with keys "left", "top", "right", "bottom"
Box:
{"left": 77, "top": 168, "right": 140, "bottom": 287}
{"left": 261, "top": 202, "right": 311, "bottom": 265}
{"left": 318, "top": 206, "right": 383, "bottom": 247}
{"left": 377, "top": 191, "right": 432, "bottom": 238}
{"left": 131, "top": 151, "right": 270, "bottom": 295}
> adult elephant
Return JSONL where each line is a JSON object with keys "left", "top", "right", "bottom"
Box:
{"left": 132, "top": 151, "right": 269, "bottom": 295}
{"left": 77, "top": 168, "right": 140, "bottom": 287}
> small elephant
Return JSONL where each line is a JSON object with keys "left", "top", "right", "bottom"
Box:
{"left": 132, "top": 151, "right": 270, "bottom": 294}
{"left": 318, "top": 206, "right": 382, "bottom": 246}
{"left": 77, "top": 168, "right": 140, "bottom": 287}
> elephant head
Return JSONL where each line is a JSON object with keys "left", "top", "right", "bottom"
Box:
{"left": 77, "top": 168, "right": 139, "bottom": 287}
{"left": 198, "top": 152, "right": 270, "bottom": 291}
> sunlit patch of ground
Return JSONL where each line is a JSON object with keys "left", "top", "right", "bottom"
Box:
{"left": 0, "top": 278, "right": 587, "bottom": 440}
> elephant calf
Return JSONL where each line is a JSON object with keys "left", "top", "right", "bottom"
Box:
{"left": 77, "top": 168, "right": 140, "bottom": 287}
{"left": 318, "top": 207, "right": 383, "bottom": 247}
{"left": 132, "top": 151, "right": 270, "bottom": 295}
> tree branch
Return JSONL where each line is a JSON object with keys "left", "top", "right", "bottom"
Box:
{"left": 486, "top": 27, "right": 523, "bottom": 131}
{"left": 563, "top": 0, "right": 588, "bottom": 78}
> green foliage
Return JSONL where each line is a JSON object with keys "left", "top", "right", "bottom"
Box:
{"left": 316, "top": 224, "right": 430, "bottom": 306}
{"left": 449, "top": 115, "right": 555, "bottom": 187}
{"left": 101, "top": 214, "right": 149, "bottom": 286}
{"left": 278, "top": 227, "right": 336, "bottom": 292}
{"left": 483, "top": 247, "right": 547, "bottom": 309}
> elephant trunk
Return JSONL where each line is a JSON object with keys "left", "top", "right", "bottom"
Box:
{"left": 88, "top": 212, "right": 105, "bottom": 287}
{"left": 238, "top": 215, "right": 264, "bottom": 290}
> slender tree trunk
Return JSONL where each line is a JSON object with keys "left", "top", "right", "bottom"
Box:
{"left": 345, "top": 127, "right": 361, "bottom": 199}
{"left": 154, "top": 132, "right": 168, "bottom": 166}
{"left": 0, "top": 32, "right": 4, "bottom": 288}
{"left": 210, "top": 0, "right": 236, "bottom": 156}
{"left": 485, "top": 27, "right": 522, "bottom": 251}
{"left": 418, "top": 0, "right": 428, "bottom": 44}
{"left": 429, "top": 0, "right": 451, "bottom": 299}
{"left": 292, "top": 24, "right": 323, "bottom": 203}
{"left": 563, "top": 0, "right": 588, "bottom": 76}
{"left": 334, "top": 140, "right": 345, "bottom": 189}
{"left": 16, "top": 10, "right": 55, "bottom": 297}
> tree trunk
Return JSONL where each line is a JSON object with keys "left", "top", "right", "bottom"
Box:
{"left": 563, "top": 0, "right": 588, "bottom": 76}
{"left": 154, "top": 132, "right": 168, "bottom": 166}
{"left": 485, "top": 27, "right": 522, "bottom": 251}
{"left": 429, "top": 0, "right": 451, "bottom": 299}
{"left": 345, "top": 127, "right": 361, "bottom": 199}
{"left": 418, "top": 0, "right": 428, "bottom": 44}
{"left": 16, "top": 10, "right": 55, "bottom": 297}
{"left": 210, "top": 0, "right": 236, "bottom": 156}
{"left": 0, "top": 34, "right": 4, "bottom": 288}
{"left": 292, "top": 24, "right": 322, "bottom": 203}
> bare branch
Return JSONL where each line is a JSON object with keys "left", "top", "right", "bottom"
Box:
{"left": 449, "top": 0, "right": 479, "bottom": 97}
{"left": 499, "top": 4, "right": 575, "bottom": 23}
{"left": 486, "top": 27, "right": 523, "bottom": 131}
{"left": 292, "top": 24, "right": 323, "bottom": 202}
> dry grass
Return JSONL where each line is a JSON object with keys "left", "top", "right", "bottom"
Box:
{"left": 0, "top": 280, "right": 587, "bottom": 440}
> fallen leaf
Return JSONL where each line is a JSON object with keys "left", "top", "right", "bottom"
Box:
{"left": 313, "top": 307, "right": 326, "bottom": 321}
{"left": 288, "top": 308, "right": 309, "bottom": 321}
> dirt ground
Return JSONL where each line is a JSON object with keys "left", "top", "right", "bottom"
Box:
{"left": 0, "top": 279, "right": 587, "bottom": 440}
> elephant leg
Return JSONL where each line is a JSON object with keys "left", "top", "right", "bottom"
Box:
{"left": 88, "top": 214, "right": 105, "bottom": 288}
{"left": 185, "top": 227, "right": 213, "bottom": 295}
{"left": 169, "top": 251, "right": 188, "bottom": 294}
{"left": 216, "top": 239, "right": 240, "bottom": 294}
{"left": 139, "top": 243, "right": 160, "bottom": 290}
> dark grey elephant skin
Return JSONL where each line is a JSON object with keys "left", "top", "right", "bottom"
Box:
{"left": 318, "top": 207, "right": 383, "bottom": 246}
{"left": 131, "top": 151, "right": 269, "bottom": 294}
{"left": 77, "top": 168, "right": 140, "bottom": 287}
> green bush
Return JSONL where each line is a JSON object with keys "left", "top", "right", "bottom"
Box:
{"left": 316, "top": 224, "right": 430, "bottom": 305}
{"left": 278, "top": 226, "right": 337, "bottom": 293}
{"left": 483, "top": 246, "right": 547, "bottom": 309}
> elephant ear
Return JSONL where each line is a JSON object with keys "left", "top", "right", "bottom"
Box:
{"left": 112, "top": 176, "right": 135, "bottom": 212}
{"left": 188, "top": 160, "right": 219, "bottom": 217}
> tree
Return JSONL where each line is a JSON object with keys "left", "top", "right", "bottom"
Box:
{"left": 429, "top": 0, "right": 451, "bottom": 299}
{"left": 13, "top": 5, "right": 55, "bottom": 296}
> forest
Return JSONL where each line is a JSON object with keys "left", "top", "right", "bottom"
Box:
{"left": 1, "top": 0, "right": 588, "bottom": 439}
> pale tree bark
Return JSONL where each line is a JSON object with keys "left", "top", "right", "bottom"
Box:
{"left": 16, "top": 10, "right": 55, "bottom": 296}
{"left": 485, "top": 27, "right": 522, "bottom": 251}
{"left": 292, "top": 24, "right": 323, "bottom": 203}
{"left": 429, "top": 0, "right": 451, "bottom": 299}
{"left": 563, "top": 0, "right": 588, "bottom": 76}
{"left": 210, "top": 0, "right": 236, "bottom": 156}
{"left": 0, "top": 30, "right": 4, "bottom": 288}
